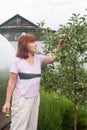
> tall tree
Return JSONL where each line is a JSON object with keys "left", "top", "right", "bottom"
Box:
{"left": 40, "top": 13, "right": 87, "bottom": 130}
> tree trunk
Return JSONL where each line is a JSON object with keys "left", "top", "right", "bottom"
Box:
{"left": 74, "top": 100, "right": 77, "bottom": 130}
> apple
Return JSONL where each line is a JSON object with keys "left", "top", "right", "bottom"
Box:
{"left": 59, "top": 33, "right": 68, "bottom": 39}
{"left": 6, "top": 113, "right": 10, "bottom": 118}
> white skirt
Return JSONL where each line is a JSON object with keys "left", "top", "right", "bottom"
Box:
{"left": 10, "top": 91, "right": 40, "bottom": 130}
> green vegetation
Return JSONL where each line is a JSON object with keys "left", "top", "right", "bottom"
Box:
{"left": 40, "top": 12, "right": 87, "bottom": 130}
{"left": 38, "top": 90, "right": 87, "bottom": 130}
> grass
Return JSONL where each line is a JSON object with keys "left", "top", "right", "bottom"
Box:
{"left": 38, "top": 90, "right": 87, "bottom": 130}
{"left": 38, "top": 90, "right": 62, "bottom": 130}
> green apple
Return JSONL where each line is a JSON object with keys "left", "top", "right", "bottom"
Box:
{"left": 59, "top": 33, "right": 68, "bottom": 39}
{"left": 6, "top": 113, "right": 10, "bottom": 118}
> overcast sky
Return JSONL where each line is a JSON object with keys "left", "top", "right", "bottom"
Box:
{"left": 0, "top": 0, "right": 87, "bottom": 30}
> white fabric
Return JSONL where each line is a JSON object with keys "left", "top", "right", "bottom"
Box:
{"left": 19, "top": 77, "right": 40, "bottom": 88}
{"left": 10, "top": 91, "right": 40, "bottom": 130}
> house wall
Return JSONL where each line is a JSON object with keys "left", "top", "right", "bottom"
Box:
{"left": 0, "top": 14, "right": 41, "bottom": 41}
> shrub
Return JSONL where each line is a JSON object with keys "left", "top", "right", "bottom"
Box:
{"left": 59, "top": 98, "right": 74, "bottom": 130}
{"left": 77, "top": 107, "right": 87, "bottom": 130}
{"left": 38, "top": 90, "right": 62, "bottom": 130}
{"left": 38, "top": 91, "right": 87, "bottom": 130}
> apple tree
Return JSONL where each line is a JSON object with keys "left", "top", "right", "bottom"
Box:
{"left": 40, "top": 13, "right": 87, "bottom": 130}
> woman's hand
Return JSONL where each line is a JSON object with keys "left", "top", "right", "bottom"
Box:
{"left": 2, "top": 102, "right": 10, "bottom": 114}
{"left": 57, "top": 38, "right": 65, "bottom": 51}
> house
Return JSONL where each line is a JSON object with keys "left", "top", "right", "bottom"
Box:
{"left": 0, "top": 14, "right": 40, "bottom": 41}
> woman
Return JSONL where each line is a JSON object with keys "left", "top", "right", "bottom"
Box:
{"left": 2, "top": 34, "right": 64, "bottom": 130}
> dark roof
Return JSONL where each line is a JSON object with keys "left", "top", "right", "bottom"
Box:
{"left": 0, "top": 14, "right": 39, "bottom": 28}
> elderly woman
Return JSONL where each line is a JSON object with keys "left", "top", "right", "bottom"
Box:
{"left": 2, "top": 34, "right": 65, "bottom": 130}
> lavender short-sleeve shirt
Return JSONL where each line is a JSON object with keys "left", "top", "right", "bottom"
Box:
{"left": 10, "top": 54, "right": 46, "bottom": 98}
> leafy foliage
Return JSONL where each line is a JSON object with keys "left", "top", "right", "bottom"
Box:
{"left": 41, "top": 13, "right": 87, "bottom": 106}
{"left": 40, "top": 13, "right": 87, "bottom": 130}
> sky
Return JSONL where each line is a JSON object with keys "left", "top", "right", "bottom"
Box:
{"left": 0, "top": 0, "right": 87, "bottom": 30}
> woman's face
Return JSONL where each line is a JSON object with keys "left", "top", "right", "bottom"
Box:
{"left": 27, "top": 41, "right": 37, "bottom": 53}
